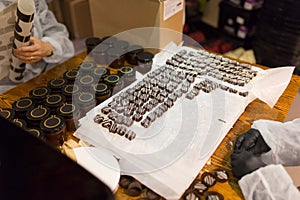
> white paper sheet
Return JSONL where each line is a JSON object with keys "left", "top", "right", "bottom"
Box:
{"left": 73, "top": 146, "right": 120, "bottom": 192}
{"left": 74, "top": 44, "right": 294, "bottom": 199}
{"left": 252, "top": 66, "right": 295, "bottom": 108}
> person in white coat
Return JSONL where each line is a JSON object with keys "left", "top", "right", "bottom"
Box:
{"left": 231, "top": 118, "right": 300, "bottom": 199}
{"left": 0, "top": 0, "right": 74, "bottom": 92}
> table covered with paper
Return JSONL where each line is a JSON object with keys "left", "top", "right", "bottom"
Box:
{"left": 73, "top": 43, "right": 294, "bottom": 199}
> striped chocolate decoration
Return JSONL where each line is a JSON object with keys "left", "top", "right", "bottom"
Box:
{"left": 9, "top": 0, "right": 35, "bottom": 83}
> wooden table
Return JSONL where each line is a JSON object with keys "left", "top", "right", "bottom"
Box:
{"left": 1, "top": 52, "right": 300, "bottom": 200}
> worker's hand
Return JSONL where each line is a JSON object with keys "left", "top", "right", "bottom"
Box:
{"left": 231, "top": 150, "right": 266, "bottom": 179}
{"left": 234, "top": 128, "right": 271, "bottom": 155}
{"left": 13, "top": 36, "right": 53, "bottom": 64}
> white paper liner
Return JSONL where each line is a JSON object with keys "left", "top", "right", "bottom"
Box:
{"left": 74, "top": 44, "right": 294, "bottom": 199}
{"left": 73, "top": 146, "right": 120, "bottom": 192}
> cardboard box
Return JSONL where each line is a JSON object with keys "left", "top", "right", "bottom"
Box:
{"left": 61, "top": 0, "right": 93, "bottom": 39}
{"left": 89, "top": 0, "right": 184, "bottom": 49}
{"left": 48, "top": 0, "right": 64, "bottom": 23}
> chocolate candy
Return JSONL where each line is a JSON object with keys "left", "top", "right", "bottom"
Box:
{"left": 201, "top": 172, "right": 216, "bottom": 187}
{"left": 141, "top": 118, "right": 151, "bottom": 128}
{"left": 190, "top": 88, "right": 199, "bottom": 96}
{"left": 166, "top": 85, "right": 175, "bottom": 93}
{"left": 193, "top": 83, "right": 202, "bottom": 91}
{"left": 184, "top": 191, "right": 200, "bottom": 200}
{"left": 228, "top": 88, "right": 238, "bottom": 94}
{"left": 193, "top": 180, "right": 208, "bottom": 195}
{"left": 174, "top": 89, "right": 183, "bottom": 98}
{"left": 102, "top": 120, "right": 113, "bottom": 129}
{"left": 146, "top": 189, "right": 161, "bottom": 200}
{"left": 154, "top": 108, "right": 164, "bottom": 118}
{"left": 115, "top": 115, "right": 124, "bottom": 124}
{"left": 127, "top": 95, "right": 136, "bottom": 104}
{"left": 239, "top": 91, "right": 249, "bottom": 97}
{"left": 205, "top": 191, "right": 224, "bottom": 200}
{"left": 123, "top": 117, "right": 134, "bottom": 127}
{"left": 126, "top": 88, "right": 135, "bottom": 96}
{"left": 237, "top": 80, "right": 245, "bottom": 87}
{"left": 186, "top": 92, "right": 195, "bottom": 100}
{"left": 158, "top": 82, "right": 167, "bottom": 90}
{"left": 115, "top": 105, "right": 125, "bottom": 114}
{"left": 140, "top": 93, "right": 149, "bottom": 102}
{"left": 108, "top": 101, "right": 118, "bottom": 108}
{"left": 146, "top": 112, "right": 156, "bottom": 122}
{"left": 144, "top": 103, "right": 154, "bottom": 112}
{"left": 124, "top": 108, "right": 134, "bottom": 117}
{"left": 117, "top": 125, "right": 127, "bottom": 136}
{"left": 150, "top": 78, "right": 157, "bottom": 87}
{"left": 158, "top": 104, "right": 168, "bottom": 113}
{"left": 181, "top": 85, "right": 189, "bottom": 93}
{"left": 150, "top": 90, "right": 158, "bottom": 99}
{"left": 214, "top": 168, "right": 228, "bottom": 183}
{"left": 94, "top": 114, "right": 104, "bottom": 124}
{"left": 109, "top": 122, "right": 118, "bottom": 134}
{"left": 108, "top": 112, "right": 118, "bottom": 121}
{"left": 219, "top": 85, "right": 229, "bottom": 91}
{"left": 119, "top": 175, "right": 135, "bottom": 189}
{"left": 101, "top": 106, "right": 112, "bottom": 115}
{"left": 147, "top": 99, "right": 157, "bottom": 106}
{"left": 120, "top": 91, "right": 129, "bottom": 99}
{"left": 135, "top": 99, "right": 144, "bottom": 108}
{"left": 186, "top": 75, "right": 195, "bottom": 83}
{"left": 132, "top": 113, "right": 143, "bottom": 122}
{"left": 164, "top": 99, "right": 174, "bottom": 108}
{"left": 136, "top": 107, "right": 146, "bottom": 115}
{"left": 124, "top": 180, "right": 142, "bottom": 197}
{"left": 124, "top": 130, "right": 136, "bottom": 141}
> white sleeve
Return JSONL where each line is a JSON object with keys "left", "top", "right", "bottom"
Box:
{"left": 239, "top": 164, "right": 300, "bottom": 200}
{"left": 252, "top": 118, "right": 300, "bottom": 166}
{"left": 35, "top": 0, "right": 74, "bottom": 63}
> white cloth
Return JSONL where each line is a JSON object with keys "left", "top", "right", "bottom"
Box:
{"left": 0, "top": 0, "right": 74, "bottom": 92}
{"left": 239, "top": 118, "right": 300, "bottom": 199}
